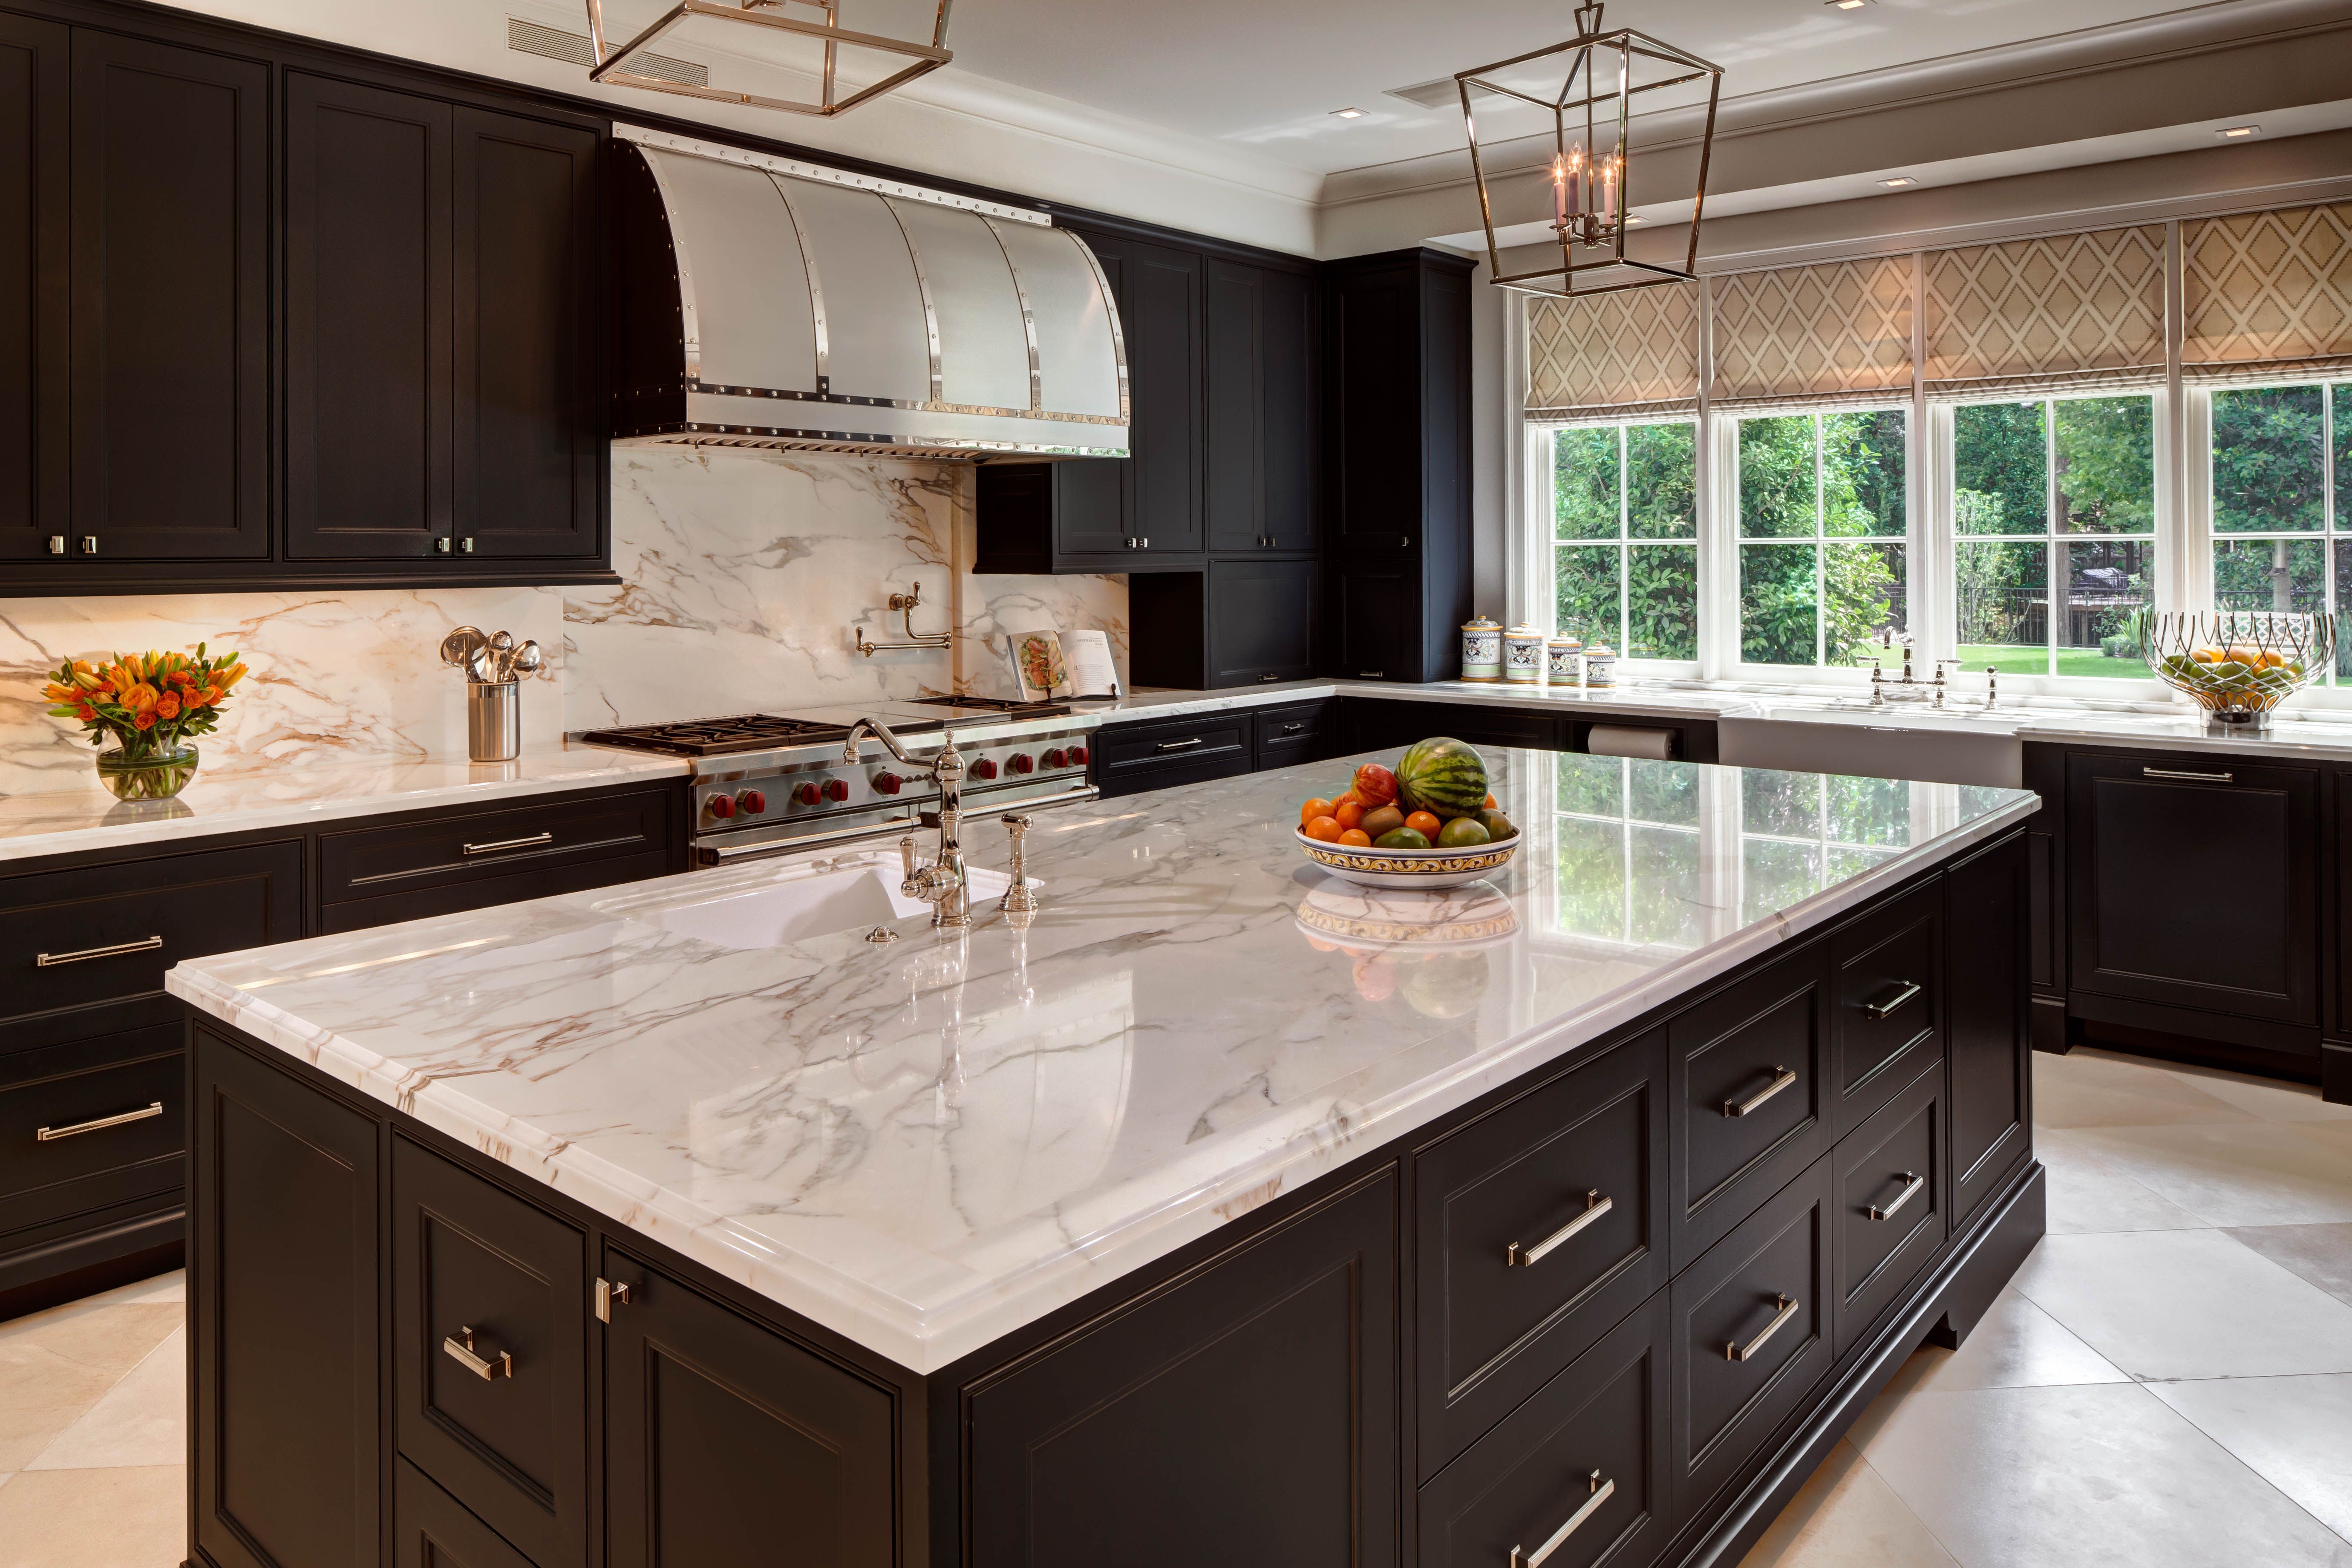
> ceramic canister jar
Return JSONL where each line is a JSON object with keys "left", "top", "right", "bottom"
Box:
{"left": 1459, "top": 616, "right": 1503, "bottom": 682}
{"left": 1503, "top": 624, "right": 1547, "bottom": 685}
{"left": 1547, "top": 631, "right": 1584, "bottom": 687}
{"left": 1583, "top": 642, "right": 1619, "bottom": 687}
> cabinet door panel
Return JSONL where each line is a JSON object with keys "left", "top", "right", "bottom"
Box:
{"left": 1335, "top": 563, "right": 1412, "bottom": 681}
{"left": 605, "top": 1252, "right": 895, "bottom": 1568}
{"left": 1261, "top": 268, "right": 1317, "bottom": 552}
{"left": 1205, "top": 262, "right": 1262, "bottom": 553}
{"left": 1126, "top": 240, "right": 1203, "bottom": 555}
{"left": 2068, "top": 753, "right": 2317, "bottom": 1027}
{"left": 455, "top": 109, "right": 600, "bottom": 560}
{"left": 1949, "top": 832, "right": 2032, "bottom": 1228}
{"left": 192, "top": 1031, "right": 380, "bottom": 1568}
{"left": 1330, "top": 268, "right": 1417, "bottom": 553}
{"left": 395, "top": 1459, "right": 538, "bottom": 1568}
{"left": 966, "top": 1169, "right": 1398, "bottom": 1568}
{"left": 285, "top": 72, "right": 452, "bottom": 561}
{"left": 0, "top": 14, "right": 67, "bottom": 561}
{"left": 1208, "top": 558, "right": 1316, "bottom": 686}
{"left": 70, "top": 31, "right": 268, "bottom": 560}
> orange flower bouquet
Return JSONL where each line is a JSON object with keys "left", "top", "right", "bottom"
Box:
{"left": 43, "top": 644, "right": 250, "bottom": 801}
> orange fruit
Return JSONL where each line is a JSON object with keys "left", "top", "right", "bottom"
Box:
{"left": 1338, "top": 827, "right": 1372, "bottom": 847}
{"left": 1404, "top": 810, "right": 1442, "bottom": 839}
{"left": 1484, "top": 793, "right": 1498, "bottom": 809}
{"left": 1300, "top": 796, "right": 1333, "bottom": 827}
{"left": 1331, "top": 790, "right": 1361, "bottom": 813}
{"left": 1304, "top": 815, "right": 1345, "bottom": 843}
{"left": 1334, "top": 798, "right": 1366, "bottom": 831}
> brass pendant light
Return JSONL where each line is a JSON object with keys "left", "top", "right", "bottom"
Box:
{"left": 584, "top": 0, "right": 954, "bottom": 117}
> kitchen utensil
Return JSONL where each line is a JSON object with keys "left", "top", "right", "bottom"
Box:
{"left": 440, "top": 626, "right": 487, "bottom": 669}
{"left": 1295, "top": 825, "right": 1518, "bottom": 890}
{"left": 510, "top": 641, "right": 542, "bottom": 678}
{"left": 487, "top": 630, "right": 516, "bottom": 683}
{"left": 467, "top": 645, "right": 494, "bottom": 685}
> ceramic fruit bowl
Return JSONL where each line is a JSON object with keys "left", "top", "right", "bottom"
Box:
{"left": 1294, "top": 825, "right": 1519, "bottom": 890}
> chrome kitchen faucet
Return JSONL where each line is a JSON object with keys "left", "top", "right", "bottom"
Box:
{"left": 843, "top": 716, "right": 969, "bottom": 928}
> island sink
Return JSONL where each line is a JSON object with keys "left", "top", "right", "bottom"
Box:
{"left": 611, "top": 847, "right": 1016, "bottom": 951}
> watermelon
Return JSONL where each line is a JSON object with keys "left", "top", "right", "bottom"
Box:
{"left": 1396, "top": 738, "right": 1489, "bottom": 820}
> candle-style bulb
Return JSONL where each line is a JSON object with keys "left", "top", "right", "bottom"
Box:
{"left": 1551, "top": 156, "right": 1569, "bottom": 233}
{"left": 1568, "top": 141, "right": 1583, "bottom": 217}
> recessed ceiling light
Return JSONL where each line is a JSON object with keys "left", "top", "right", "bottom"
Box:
{"left": 1330, "top": 107, "right": 1366, "bottom": 119}
{"left": 1879, "top": 176, "right": 1917, "bottom": 189}
{"left": 1826, "top": 0, "right": 1869, "bottom": 9}
{"left": 2218, "top": 124, "right": 2260, "bottom": 138}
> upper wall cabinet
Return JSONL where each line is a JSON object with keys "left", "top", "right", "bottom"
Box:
{"left": 1205, "top": 261, "right": 1317, "bottom": 556}
{"left": 0, "top": 14, "right": 68, "bottom": 566}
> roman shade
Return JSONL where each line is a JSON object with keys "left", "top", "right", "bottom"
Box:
{"left": 2182, "top": 201, "right": 2352, "bottom": 384}
{"left": 1709, "top": 256, "right": 1914, "bottom": 412}
{"left": 1527, "top": 284, "right": 1701, "bottom": 424}
{"left": 1923, "top": 226, "right": 2166, "bottom": 401}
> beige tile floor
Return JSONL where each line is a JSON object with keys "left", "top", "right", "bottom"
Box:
{"left": 3, "top": 1048, "right": 2349, "bottom": 1567}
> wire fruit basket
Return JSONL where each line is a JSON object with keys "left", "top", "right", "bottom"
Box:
{"left": 2137, "top": 609, "right": 2336, "bottom": 728}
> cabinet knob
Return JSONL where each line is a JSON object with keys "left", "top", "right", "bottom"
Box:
{"left": 46, "top": 536, "right": 63, "bottom": 556}
{"left": 435, "top": 538, "right": 452, "bottom": 554}
{"left": 459, "top": 537, "right": 475, "bottom": 554}
{"left": 79, "top": 536, "right": 98, "bottom": 555}
{"left": 1140, "top": 537, "right": 1150, "bottom": 549}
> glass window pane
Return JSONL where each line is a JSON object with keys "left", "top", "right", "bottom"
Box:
{"left": 2214, "top": 537, "right": 2326, "bottom": 614}
{"left": 2053, "top": 396, "right": 2154, "bottom": 534}
{"left": 1741, "top": 769, "right": 1820, "bottom": 838}
{"left": 2060, "top": 537, "right": 2153, "bottom": 678}
{"left": 1629, "top": 827, "right": 1701, "bottom": 946}
{"left": 1556, "top": 755, "right": 1625, "bottom": 817}
{"left": 1627, "top": 543, "right": 1697, "bottom": 660}
{"left": 1627, "top": 422, "right": 1697, "bottom": 539}
{"left": 1955, "top": 401, "right": 2047, "bottom": 534}
{"left": 1739, "top": 415, "right": 1816, "bottom": 539}
{"left": 1823, "top": 541, "right": 1905, "bottom": 666}
{"left": 1556, "top": 545, "right": 1623, "bottom": 650}
{"left": 1822, "top": 409, "right": 1905, "bottom": 538}
{"left": 1741, "top": 543, "right": 1817, "bottom": 665}
{"left": 2212, "top": 385, "right": 2325, "bottom": 533}
{"left": 1956, "top": 540, "right": 2047, "bottom": 674}
{"left": 2338, "top": 542, "right": 2352, "bottom": 680}
{"left": 1627, "top": 759, "right": 1701, "bottom": 827}
{"left": 1553, "top": 427, "right": 1621, "bottom": 540}
{"left": 2337, "top": 385, "right": 2351, "bottom": 527}
{"left": 1553, "top": 816, "right": 1627, "bottom": 940}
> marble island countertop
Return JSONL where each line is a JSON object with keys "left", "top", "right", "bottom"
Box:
{"left": 167, "top": 748, "right": 2035, "bottom": 1372}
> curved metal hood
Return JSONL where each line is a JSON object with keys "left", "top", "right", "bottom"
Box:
{"left": 612, "top": 126, "right": 1128, "bottom": 461}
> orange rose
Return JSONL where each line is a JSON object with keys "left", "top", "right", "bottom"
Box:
{"left": 75, "top": 704, "right": 95, "bottom": 721}
{"left": 123, "top": 682, "right": 159, "bottom": 713}
{"left": 131, "top": 709, "right": 156, "bottom": 730}
{"left": 155, "top": 691, "right": 181, "bottom": 721}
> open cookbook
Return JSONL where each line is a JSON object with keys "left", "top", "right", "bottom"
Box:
{"left": 1002, "top": 616, "right": 1121, "bottom": 701}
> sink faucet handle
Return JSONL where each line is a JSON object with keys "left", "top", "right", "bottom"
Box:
{"left": 897, "top": 833, "right": 923, "bottom": 897}
{"left": 1984, "top": 666, "right": 1999, "bottom": 709}
{"left": 1000, "top": 814, "right": 1039, "bottom": 917}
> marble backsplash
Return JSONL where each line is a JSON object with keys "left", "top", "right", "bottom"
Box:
{"left": 0, "top": 449, "right": 1127, "bottom": 797}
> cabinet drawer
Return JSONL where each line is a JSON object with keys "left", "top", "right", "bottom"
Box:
{"left": 1253, "top": 699, "right": 1334, "bottom": 767}
{"left": 1668, "top": 943, "right": 1831, "bottom": 1269}
{"left": 1095, "top": 714, "right": 1254, "bottom": 799}
{"left": 393, "top": 1137, "right": 587, "bottom": 1568}
{"left": 1833, "top": 1060, "right": 1945, "bottom": 1359}
{"left": 1670, "top": 1151, "right": 1834, "bottom": 1525}
{"left": 1829, "top": 879, "right": 1942, "bottom": 1138}
{"left": 1415, "top": 1032, "right": 1666, "bottom": 1480}
{"left": 395, "top": 1458, "right": 535, "bottom": 1568}
{"left": 318, "top": 786, "right": 674, "bottom": 929}
{"left": 0, "top": 840, "right": 302, "bottom": 1028}
{"left": 0, "top": 1025, "right": 183, "bottom": 1236}
{"left": 1418, "top": 1290, "right": 1671, "bottom": 1568}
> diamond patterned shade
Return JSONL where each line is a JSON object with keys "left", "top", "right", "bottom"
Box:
{"left": 1528, "top": 283, "right": 1701, "bottom": 421}
{"left": 1924, "top": 226, "right": 2165, "bottom": 401}
{"left": 1710, "top": 257, "right": 1914, "bottom": 412}
{"left": 2184, "top": 201, "right": 2352, "bottom": 383}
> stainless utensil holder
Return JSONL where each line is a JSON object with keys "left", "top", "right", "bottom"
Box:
{"left": 468, "top": 681, "right": 521, "bottom": 762}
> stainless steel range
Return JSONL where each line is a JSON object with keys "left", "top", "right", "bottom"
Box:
{"left": 579, "top": 698, "right": 1100, "bottom": 866}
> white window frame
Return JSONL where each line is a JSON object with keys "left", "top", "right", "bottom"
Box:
{"left": 2196, "top": 374, "right": 2349, "bottom": 686}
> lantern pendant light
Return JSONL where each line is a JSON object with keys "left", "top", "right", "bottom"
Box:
{"left": 1455, "top": 2, "right": 1722, "bottom": 297}
{"left": 584, "top": 0, "right": 954, "bottom": 118}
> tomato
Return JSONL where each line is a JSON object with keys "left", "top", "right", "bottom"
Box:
{"left": 1337, "top": 827, "right": 1372, "bottom": 847}
{"left": 1353, "top": 763, "right": 1400, "bottom": 807}
{"left": 1403, "top": 810, "right": 1442, "bottom": 839}
{"left": 1331, "top": 790, "right": 1361, "bottom": 813}
{"left": 1304, "top": 815, "right": 1346, "bottom": 843}
{"left": 1300, "top": 796, "right": 1333, "bottom": 828}
{"left": 1334, "top": 798, "right": 1366, "bottom": 831}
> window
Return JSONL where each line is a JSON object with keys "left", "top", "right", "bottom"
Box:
{"left": 1736, "top": 410, "right": 1907, "bottom": 668}
{"left": 2208, "top": 382, "right": 2351, "bottom": 680}
{"left": 1550, "top": 421, "right": 1698, "bottom": 661}
{"left": 1953, "top": 395, "right": 2156, "bottom": 680}
{"left": 1552, "top": 755, "right": 1703, "bottom": 946}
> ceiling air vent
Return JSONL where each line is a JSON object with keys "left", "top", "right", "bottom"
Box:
{"left": 505, "top": 17, "right": 707, "bottom": 88}
{"left": 1386, "top": 76, "right": 1505, "bottom": 111}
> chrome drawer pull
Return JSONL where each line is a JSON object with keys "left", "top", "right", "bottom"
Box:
{"left": 1154, "top": 738, "right": 1203, "bottom": 752}
{"left": 1863, "top": 981, "right": 1921, "bottom": 1020}
{"left": 462, "top": 831, "right": 553, "bottom": 856}
{"left": 442, "top": 1326, "right": 512, "bottom": 1380}
{"left": 2143, "top": 767, "right": 2232, "bottom": 784}
{"left": 1727, "top": 1294, "right": 1800, "bottom": 1362}
{"left": 1282, "top": 722, "right": 1305, "bottom": 733}
{"left": 1510, "top": 1471, "right": 1613, "bottom": 1568}
{"left": 1506, "top": 1190, "right": 1611, "bottom": 1268}
{"left": 1868, "top": 1171, "right": 1925, "bottom": 1222}
{"left": 1723, "top": 1066, "right": 1797, "bottom": 1118}
{"left": 36, "top": 935, "right": 163, "bottom": 968}
{"left": 36, "top": 1101, "right": 164, "bottom": 1142}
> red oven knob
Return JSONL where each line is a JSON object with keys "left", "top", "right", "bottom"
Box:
{"left": 706, "top": 793, "right": 734, "bottom": 820}
{"left": 822, "top": 778, "right": 850, "bottom": 802}
{"left": 873, "top": 771, "right": 902, "bottom": 795}
{"left": 793, "top": 781, "right": 821, "bottom": 807}
{"left": 1069, "top": 744, "right": 1089, "bottom": 766}
{"left": 1043, "top": 747, "right": 1068, "bottom": 768}
{"left": 736, "top": 789, "right": 766, "bottom": 814}
{"left": 969, "top": 757, "right": 998, "bottom": 780}
{"left": 1010, "top": 753, "right": 1035, "bottom": 775}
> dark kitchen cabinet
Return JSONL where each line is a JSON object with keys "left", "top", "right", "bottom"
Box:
{"left": 965, "top": 1167, "right": 1398, "bottom": 1568}
{"left": 1948, "top": 832, "right": 2032, "bottom": 1229}
{"left": 1207, "top": 557, "right": 1317, "bottom": 685}
{"left": 0, "top": 13, "right": 67, "bottom": 562}
{"left": 1321, "top": 248, "right": 1473, "bottom": 683}
{"left": 69, "top": 30, "right": 270, "bottom": 565}
{"left": 1206, "top": 261, "right": 1317, "bottom": 555}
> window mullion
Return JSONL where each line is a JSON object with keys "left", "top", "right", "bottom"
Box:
{"left": 2047, "top": 399, "right": 2060, "bottom": 677}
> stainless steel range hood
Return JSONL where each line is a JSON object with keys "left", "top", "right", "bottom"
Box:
{"left": 611, "top": 125, "right": 1129, "bottom": 461}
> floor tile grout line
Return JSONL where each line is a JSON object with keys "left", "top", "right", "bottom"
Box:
{"left": 14, "top": 1306, "right": 185, "bottom": 1479}
{"left": 2139, "top": 1382, "right": 2352, "bottom": 1554}
{"left": 1850, "top": 1445, "right": 1970, "bottom": 1568}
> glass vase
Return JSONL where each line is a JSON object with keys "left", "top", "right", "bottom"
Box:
{"left": 96, "top": 744, "right": 199, "bottom": 802}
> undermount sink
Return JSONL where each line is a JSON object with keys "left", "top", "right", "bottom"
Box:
{"left": 643, "top": 852, "right": 1015, "bottom": 951}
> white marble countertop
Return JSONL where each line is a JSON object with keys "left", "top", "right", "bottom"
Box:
{"left": 167, "top": 747, "right": 2035, "bottom": 1372}
{"left": 0, "top": 744, "right": 690, "bottom": 865}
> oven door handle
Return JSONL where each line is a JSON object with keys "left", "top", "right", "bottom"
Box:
{"left": 701, "top": 816, "right": 924, "bottom": 863}
{"left": 966, "top": 783, "right": 1100, "bottom": 814}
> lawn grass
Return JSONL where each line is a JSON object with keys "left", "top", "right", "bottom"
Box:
{"left": 1957, "top": 644, "right": 2152, "bottom": 680}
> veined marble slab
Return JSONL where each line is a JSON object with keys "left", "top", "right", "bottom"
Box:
{"left": 0, "top": 744, "right": 688, "bottom": 864}
{"left": 168, "top": 749, "right": 2035, "bottom": 1372}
